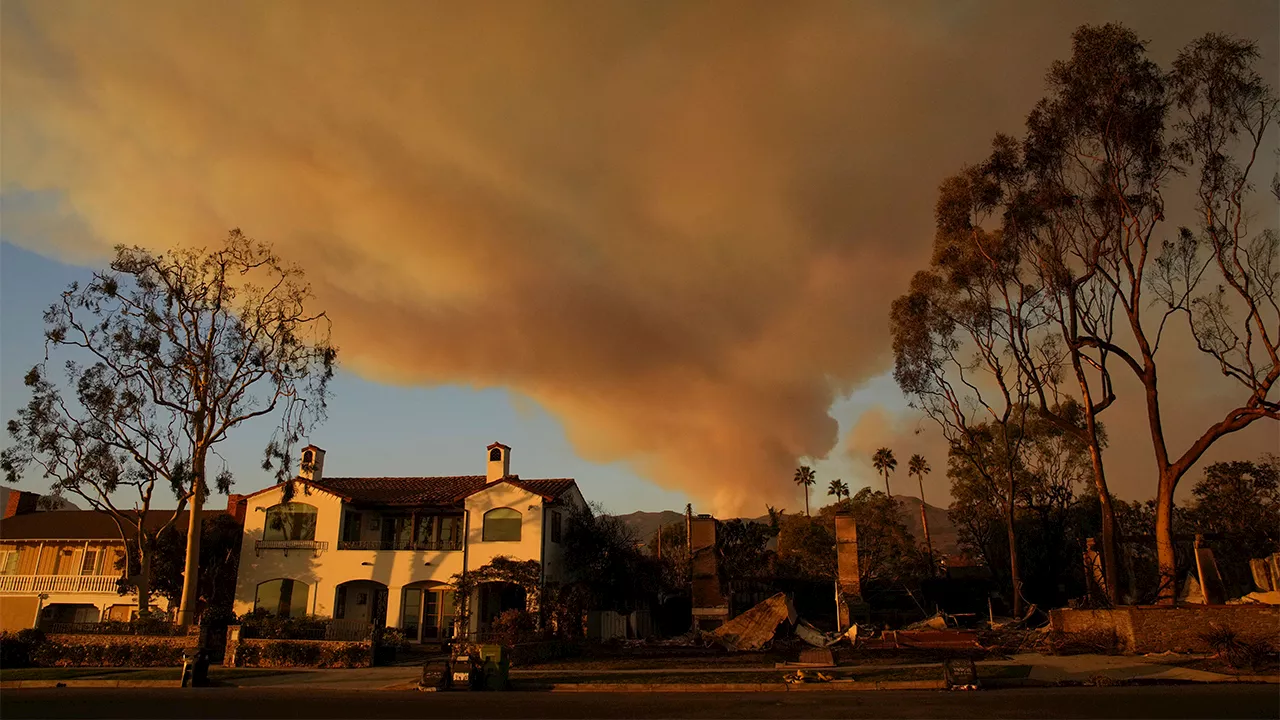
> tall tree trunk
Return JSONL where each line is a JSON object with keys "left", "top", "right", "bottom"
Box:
{"left": 804, "top": 487, "right": 810, "bottom": 517}
{"left": 917, "top": 476, "right": 935, "bottom": 575}
{"left": 884, "top": 472, "right": 892, "bottom": 498}
{"left": 1070, "top": 343, "right": 1119, "bottom": 605}
{"left": 1155, "top": 473, "right": 1178, "bottom": 605}
{"left": 1006, "top": 497, "right": 1023, "bottom": 618}
{"left": 1087, "top": 439, "right": 1120, "bottom": 604}
{"left": 177, "top": 447, "right": 206, "bottom": 627}
{"left": 135, "top": 537, "right": 153, "bottom": 616}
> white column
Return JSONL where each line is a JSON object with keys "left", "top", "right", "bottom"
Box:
{"left": 385, "top": 585, "right": 402, "bottom": 629}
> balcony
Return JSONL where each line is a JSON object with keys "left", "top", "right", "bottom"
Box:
{"left": 336, "top": 539, "right": 464, "bottom": 552}
{"left": 254, "top": 540, "right": 329, "bottom": 557}
{"left": 0, "top": 575, "right": 122, "bottom": 595}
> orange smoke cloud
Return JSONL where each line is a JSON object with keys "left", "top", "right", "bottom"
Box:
{"left": 2, "top": 1, "right": 1276, "bottom": 514}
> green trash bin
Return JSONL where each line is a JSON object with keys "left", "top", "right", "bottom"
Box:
{"left": 478, "top": 644, "right": 509, "bottom": 691}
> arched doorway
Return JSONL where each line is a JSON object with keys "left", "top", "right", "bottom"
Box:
{"left": 334, "top": 580, "right": 388, "bottom": 627}
{"left": 401, "top": 582, "right": 456, "bottom": 643}
{"left": 476, "top": 581, "right": 526, "bottom": 631}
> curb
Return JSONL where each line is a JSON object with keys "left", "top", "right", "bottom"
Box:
{"left": 1, "top": 680, "right": 181, "bottom": 689}
{"left": 532, "top": 680, "right": 947, "bottom": 693}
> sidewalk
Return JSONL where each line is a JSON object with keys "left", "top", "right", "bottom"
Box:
{"left": 220, "top": 653, "right": 1279, "bottom": 690}
{"left": 5, "top": 654, "right": 1275, "bottom": 691}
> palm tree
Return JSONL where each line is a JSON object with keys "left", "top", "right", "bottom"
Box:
{"left": 827, "top": 478, "right": 850, "bottom": 502}
{"left": 872, "top": 448, "right": 897, "bottom": 497}
{"left": 793, "top": 465, "right": 816, "bottom": 516}
{"left": 908, "top": 454, "right": 934, "bottom": 573}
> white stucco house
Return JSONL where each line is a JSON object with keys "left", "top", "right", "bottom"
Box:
{"left": 231, "top": 442, "right": 586, "bottom": 643}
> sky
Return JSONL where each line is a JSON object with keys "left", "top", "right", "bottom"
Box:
{"left": 1, "top": 0, "right": 1277, "bottom": 516}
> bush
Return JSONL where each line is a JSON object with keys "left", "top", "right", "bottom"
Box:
{"left": 237, "top": 639, "right": 371, "bottom": 668}
{"left": 490, "top": 609, "right": 538, "bottom": 647}
{"left": 0, "top": 628, "right": 46, "bottom": 668}
{"left": 28, "top": 636, "right": 189, "bottom": 667}
{"left": 1200, "top": 626, "right": 1278, "bottom": 671}
{"left": 236, "top": 610, "right": 329, "bottom": 640}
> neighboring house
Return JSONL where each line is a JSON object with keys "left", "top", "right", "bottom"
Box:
{"left": 0, "top": 491, "right": 247, "bottom": 632}
{"left": 231, "top": 442, "right": 586, "bottom": 643}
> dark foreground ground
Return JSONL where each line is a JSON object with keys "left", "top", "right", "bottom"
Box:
{"left": 2, "top": 686, "right": 1278, "bottom": 720}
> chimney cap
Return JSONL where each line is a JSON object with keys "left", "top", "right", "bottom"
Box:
{"left": 301, "top": 443, "right": 325, "bottom": 452}
{"left": 486, "top": 442, "right": 510, "bottom": 450}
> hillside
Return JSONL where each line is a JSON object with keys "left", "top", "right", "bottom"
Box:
{"left": 613, "top": 497, "right": 959, "bottom": 558}
{"left": 0, "top": 486, "right": 80, "bottom": 512}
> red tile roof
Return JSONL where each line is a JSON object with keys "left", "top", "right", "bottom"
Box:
{"left": 306, "top": 475, "right": 578, "bottom": 507}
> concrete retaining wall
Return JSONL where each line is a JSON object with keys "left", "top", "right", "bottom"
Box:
{"left": 1049, "top": 606, "right": 1280, "bottom": 653}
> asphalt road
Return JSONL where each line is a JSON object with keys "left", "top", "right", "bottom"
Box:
{"left": 2, "top": 686, "right": 1277, "bottom": 719}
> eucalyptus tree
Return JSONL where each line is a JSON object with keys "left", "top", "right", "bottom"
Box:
{"left": 3, "top": 230, "right": 336, "bottom": 624}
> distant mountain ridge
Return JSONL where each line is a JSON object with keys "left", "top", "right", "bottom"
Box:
{"left": 612, "top": 496, "right": 959, "bottom": 558}
{"left": 0, "top": 485, "right": 80, "bottom": 512}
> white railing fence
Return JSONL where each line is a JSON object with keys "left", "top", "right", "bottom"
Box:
{"left": 0, "top": 575, "right": 123, "bottom": 594}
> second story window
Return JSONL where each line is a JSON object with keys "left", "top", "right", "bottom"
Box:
{"left": 264, "top": 502, "right": 319, "bottom": 542}
{"left": 341, "top": 511, "right": 362, "bottom": 543}
{"left": 482, "top": 508, "right": 522, "bottom": 542}
{"left": 81, "top": 548, "right": 100, "bottom": 575}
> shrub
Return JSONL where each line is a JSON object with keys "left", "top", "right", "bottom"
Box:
{"left": 490, "top": 609, "right": 537, "bottom": 647}
{"left": 27, "top": 636, "right": 189, "bottom": 667}
{"left": 236, "top": 610, "right": 329, "bottom": 640}
{"left": 1200, "top": 626, "right": 1278, "bottom": 671}
{"left": 240, "top": 639, "right": 371, "bottom": 668}
{"left": 0, "top": 628, "right": 46, "bottom": 668}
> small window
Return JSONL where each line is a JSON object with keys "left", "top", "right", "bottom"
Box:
{"left": 263, "top": 503, "right": 319, "bottom": 541}
{"left": 550, "top": 512, "right": 562, "bottom": 543}
{"left": 489, "top": 447, "right": 503, "bottom": 462}
{"left": 482, "top": 508, "right": 522, "bottom": 542}
{"left": 303, "top": 449, "right": 315, "bottom": 465}
{"left": 254, "top": 579, "right": 310, "bottom": 617}
{"left": 0, "top": 550, "right": 17, "bottom": 575}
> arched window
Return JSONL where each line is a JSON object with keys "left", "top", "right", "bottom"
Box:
{"left": 482, "top": 508, "right": 522, "bottom": 542}
{"left": 489, "top": 447, "right": 503, "bottom": 462}
{"left": 303, "top": 449, "right": 315, "bottom": 465}
{"left": 263, "top": 503, "right": 318, "bottom": 541}
{"left": 254, "top": 579, "right": 310, "bottom": 617}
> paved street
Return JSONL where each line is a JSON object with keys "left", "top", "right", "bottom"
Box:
{"left": 2, "top": 686, "right": 1277, "bottom": 719}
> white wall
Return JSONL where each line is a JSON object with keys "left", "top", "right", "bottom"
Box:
{"left": 232, "top": 484, "right": 464, "bottom": 626}
{"left": 463, "top": 483, "right": 545, "bottom": 570}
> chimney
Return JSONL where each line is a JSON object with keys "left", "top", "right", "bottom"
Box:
{"left": 226, "top": 494, "right": 248, "bottom": 525}
{"left": 300, "top": 445, "right": 325, "bottom": 482}
{"left": 486, "top": 443, "right": 511, "bottom": 482}
{"left": 3, "top": 490, "right": 41, "bottom": 519}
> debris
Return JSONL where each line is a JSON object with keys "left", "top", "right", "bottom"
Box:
{"left": 798, "top": 647, "right": 835, "bottom": 666}
{"left": 794, "top": 618, "right": 842, "bottom": 648}
{"left": 1227, "top": 590, "right": 1280, "bottom": 605}
{"left": 783, "top": 669, "right": 834, "bottom": 684}
{"left": 709, "top": 592, "right": 796, "bottom": 651}
{"left": 904, "top": 613, "right": 949, "bottom": 631}
{"left": 1179, "top": 573, "right": 1205, "bottom": 604}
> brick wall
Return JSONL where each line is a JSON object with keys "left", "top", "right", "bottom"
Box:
{"left": 1049, "top": 606, "right": 1280, "bottom": 653}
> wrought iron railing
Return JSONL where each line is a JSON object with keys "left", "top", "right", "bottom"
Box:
{"left": 254, "top": 540, "right": 328, "bottom": 557}
{"left": 0, "top": 575, "right": 122, "bottom": 594}
{"left": 336, "top": 539, "right": 463, "bottom": 552}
